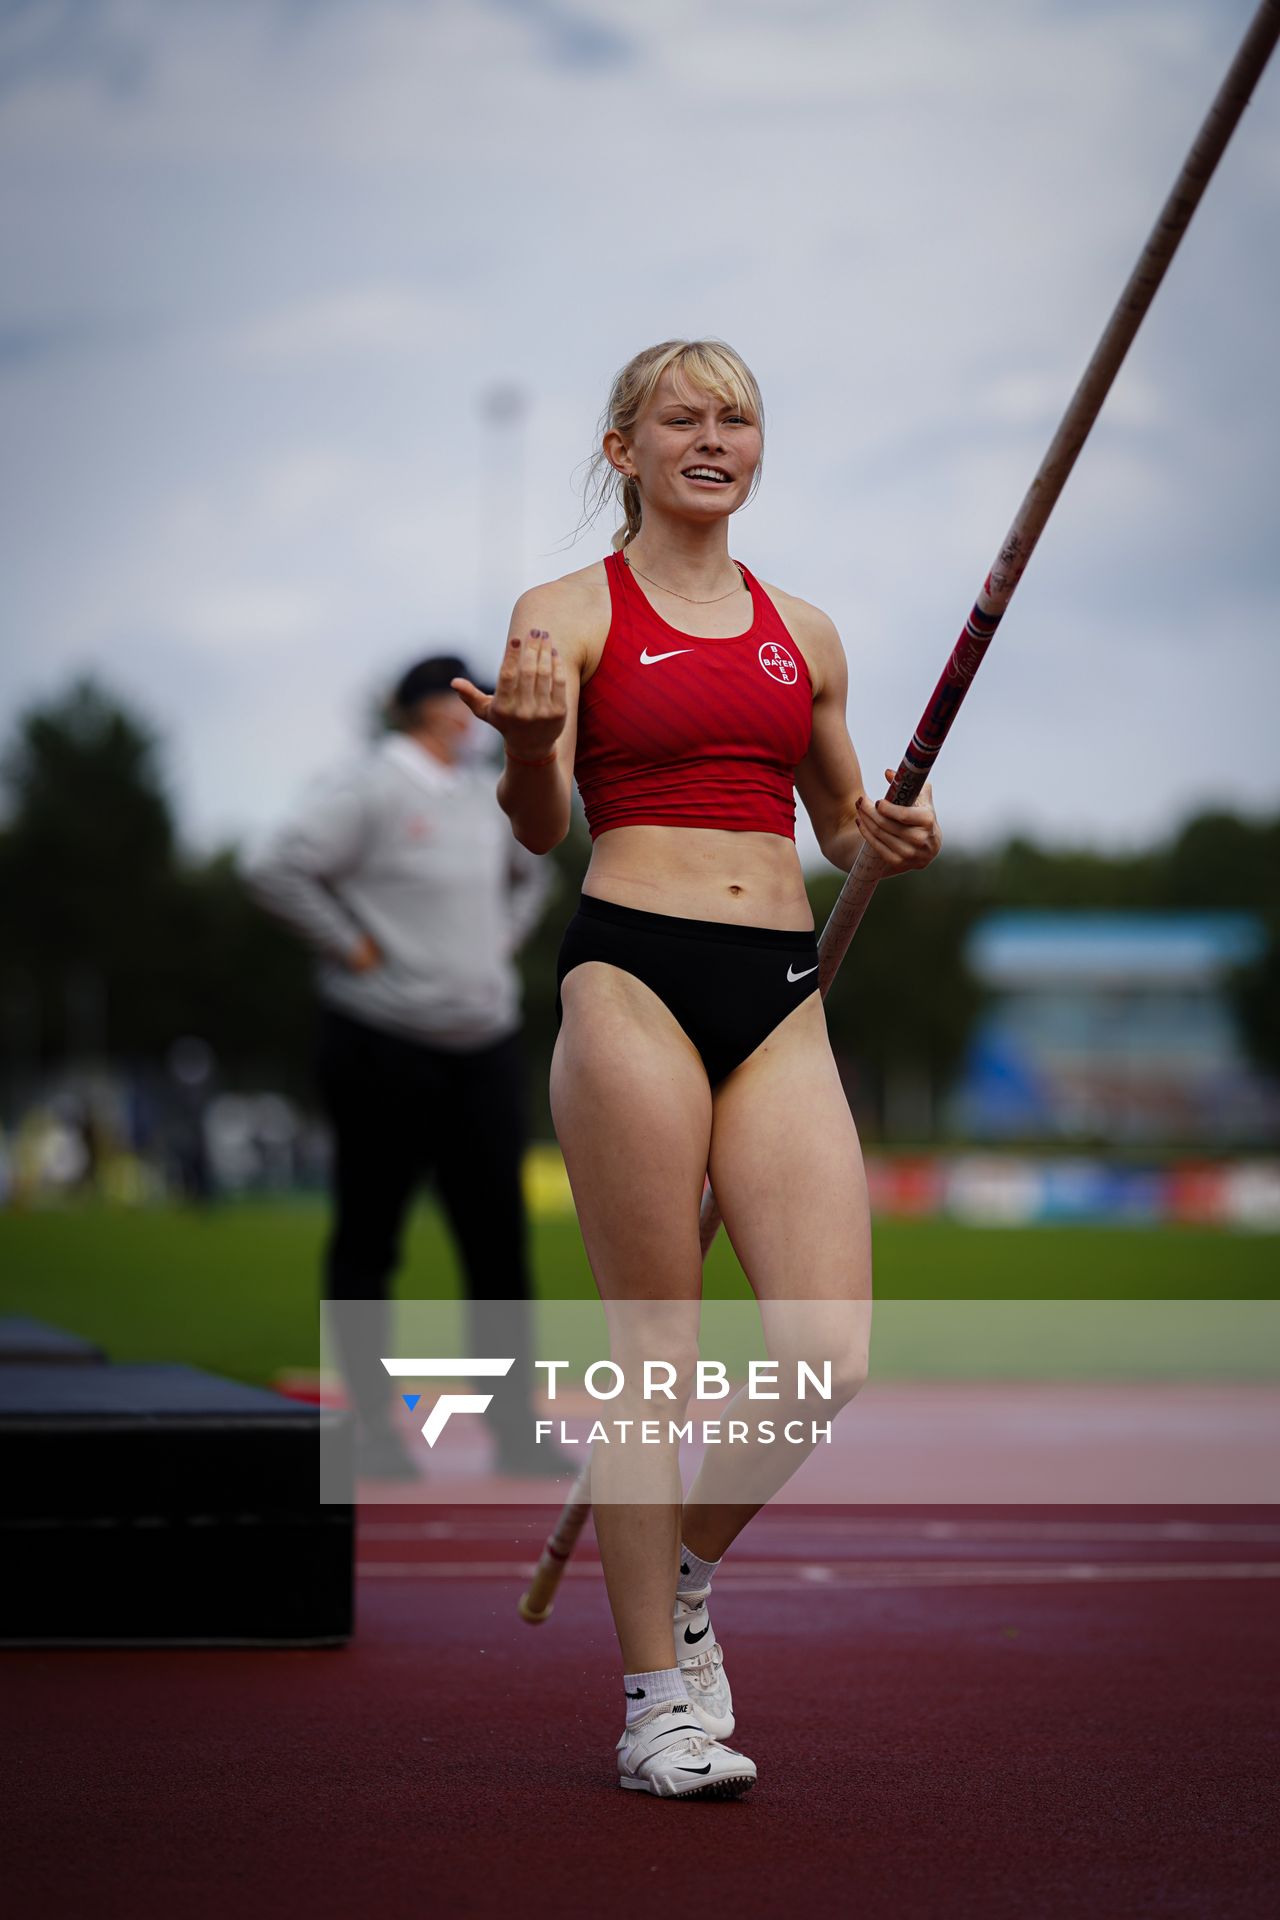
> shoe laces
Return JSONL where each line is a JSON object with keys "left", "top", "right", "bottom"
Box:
{"left": 682, "top": 1640, "right": 724, "bottom": 1691}
{"left": 663, "top": 1722, "right": 711, "bottom": 1759}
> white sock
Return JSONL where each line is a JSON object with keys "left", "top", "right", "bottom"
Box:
{"left": 678, "top": 1541, "right": 721, "bottom": 1598}
{"left": 623, "top": 1666, "right": 688, "bottom": 1726}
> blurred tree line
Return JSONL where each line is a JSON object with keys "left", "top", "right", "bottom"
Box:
{"left": 0, "top": 681, "right": 313, "bottom": 1099}
{"left": 2, "top": 679, "right": 1277, "bottom": 1137}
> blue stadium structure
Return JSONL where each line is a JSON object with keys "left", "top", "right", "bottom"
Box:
{"left": 952, "top": 913, "right": 1277, "bottom": 1144}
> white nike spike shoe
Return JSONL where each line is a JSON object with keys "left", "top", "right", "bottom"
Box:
{"left": 616, "top": 1699, "right": 756, "bottom": 1800}
{"left": 675, "top": 1589, "right": 735, "bottom": 1740}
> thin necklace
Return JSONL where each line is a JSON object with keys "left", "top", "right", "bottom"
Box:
{"left": 622, "top": 550, "right": 748, "bottom": 604}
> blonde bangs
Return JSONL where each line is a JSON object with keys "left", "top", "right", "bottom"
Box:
{"left": 661, "top": 342, "right": 763, "bottom": 428}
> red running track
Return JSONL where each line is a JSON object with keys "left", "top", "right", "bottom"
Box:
{"left": 6, "top": 1504, "right": 1280, "bottom": 1919}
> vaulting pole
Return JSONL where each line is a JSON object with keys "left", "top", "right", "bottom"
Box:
{"left": 699, "top": 0, "right": 1280, "bottom": 1255}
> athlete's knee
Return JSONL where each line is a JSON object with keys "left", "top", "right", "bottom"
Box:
{"left": 766, "top": 1333, "right": 869, "bottom": 1414}
{"left": 607, "top": 1334, "right": 701, "bottom": 1418}
{"left": 652, "top": 1347, "right": 701, "bottom": 1417}
{"left": 824, "top": 1340, "right": 870, "bottom": 1410}
{"left": 649, "top": 1350, "right": 703, "bottom": 1418}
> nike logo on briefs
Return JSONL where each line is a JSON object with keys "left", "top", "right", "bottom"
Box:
{"left": 624, "top": 1686, "right": 646, "bottom": 1698}
{"left": 683, "top": 1622, "right": 710, "bottom": 1644}
{"left": 787, "top": 963, "right": 819, "bottom": 982}
{"left": 639, "top": 647, "right": 693, "bottom": 665}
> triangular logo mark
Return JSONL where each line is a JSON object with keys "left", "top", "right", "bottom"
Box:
{"left": 402, "top": 1393, "right": 421, "bottom": 1411}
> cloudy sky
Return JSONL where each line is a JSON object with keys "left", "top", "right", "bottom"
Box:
{"left": 1, "top": 0, "right": 1277, "bottom": 866}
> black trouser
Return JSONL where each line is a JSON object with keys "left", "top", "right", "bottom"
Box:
{"left": 316, "top": 1006, "right": 535, "bottom": 1446}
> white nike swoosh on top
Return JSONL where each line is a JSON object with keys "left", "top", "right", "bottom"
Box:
{"left": 787, "top": 963, "right": 819, "bottom": 982}
{"left": 639, "top": 647, "right": 693, "bottom": 665}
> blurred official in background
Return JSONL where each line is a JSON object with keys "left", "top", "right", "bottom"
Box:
{"left": 247, "top": 655, "right": 563, "bottom": 1479}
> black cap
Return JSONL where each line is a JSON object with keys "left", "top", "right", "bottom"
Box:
{"left": 392, "top": 654, "right": 490, "bottom": 708}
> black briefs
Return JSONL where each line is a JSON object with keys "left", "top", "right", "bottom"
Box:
{"left": 555, "top": 893, "right": 822, "bottom": 1088}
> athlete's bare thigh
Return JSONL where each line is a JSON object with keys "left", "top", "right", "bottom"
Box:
{"left": 550, "top": 962, "right": 713, "bottom": 1302}
{"left": 708, "top": 992, "right": 872, "bottom": 1305}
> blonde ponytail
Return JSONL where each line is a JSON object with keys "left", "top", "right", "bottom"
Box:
{"left": 610, "top": 476, "right": 644, "bottom": 550}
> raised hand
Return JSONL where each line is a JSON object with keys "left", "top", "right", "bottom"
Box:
{"left": 853, "top": 768, "right": 943, "bottom": 872}
{"left": 452, "top": 629, "right": 567, "bottom": 766}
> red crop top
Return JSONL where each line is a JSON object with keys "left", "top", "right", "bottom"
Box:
{"left": 573, "top": 551, "right": 814, "bottom": 840}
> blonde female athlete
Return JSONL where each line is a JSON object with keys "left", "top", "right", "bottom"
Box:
{"left": 454, "top": 339, "right": 941, "bottom": 1800}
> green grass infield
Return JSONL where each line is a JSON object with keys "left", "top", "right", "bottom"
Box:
{"left": 1, "top": 1198, "right": 1276, "bottom": 1388}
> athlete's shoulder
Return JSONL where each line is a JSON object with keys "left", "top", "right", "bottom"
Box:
{"left": 754, "top": 578, "right": 840, "bottom": 645}
{"left": 752, "top": 578, "right": 845, "bottom": 695}
{"left": 509, "top": 560, "right": 611, "bottom": 672}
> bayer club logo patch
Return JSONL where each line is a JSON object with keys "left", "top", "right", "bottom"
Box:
{"left": 758, "top": 640, "right": 798, "bottom": 685}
